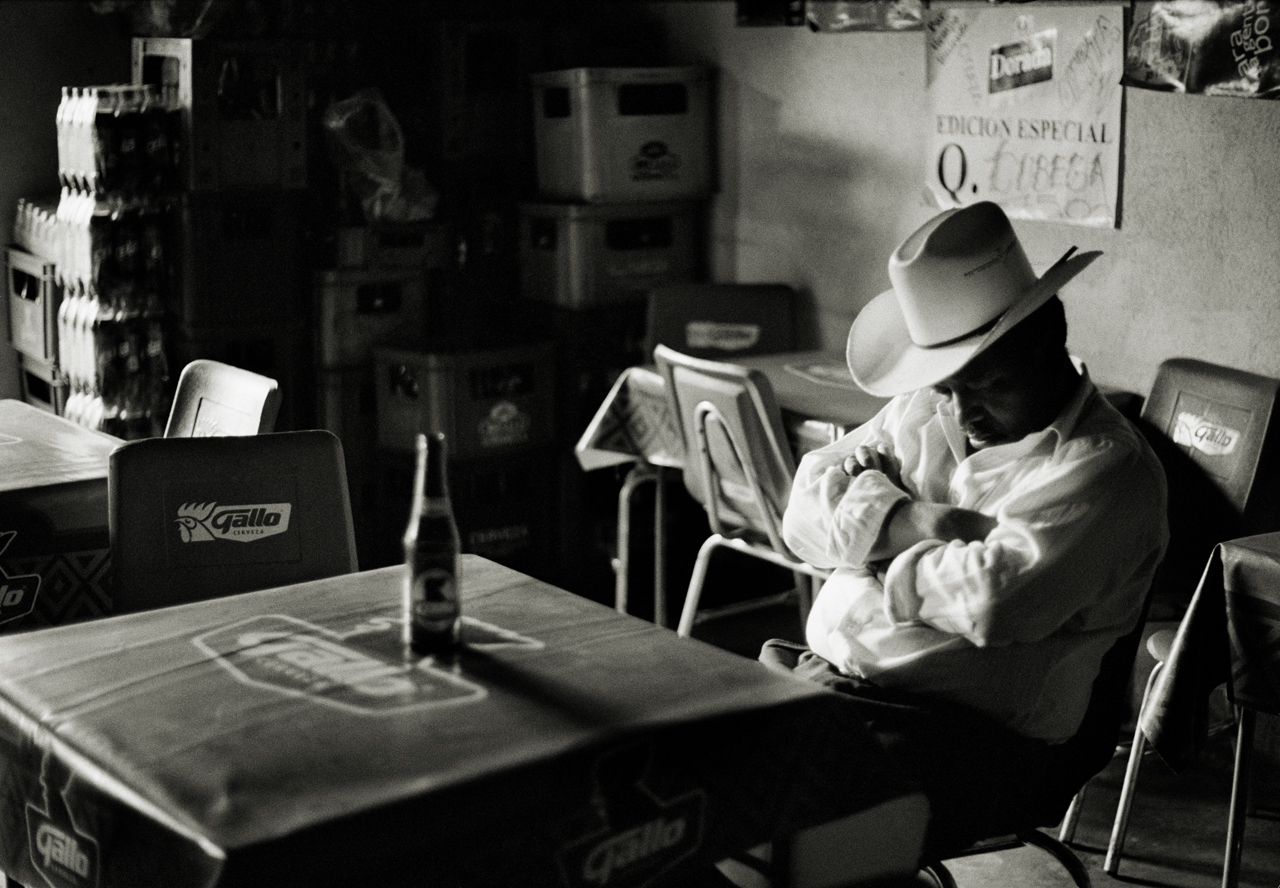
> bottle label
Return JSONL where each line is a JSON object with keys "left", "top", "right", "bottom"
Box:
{"left": 406, "top": 564, "right": 459, "bottom": 652}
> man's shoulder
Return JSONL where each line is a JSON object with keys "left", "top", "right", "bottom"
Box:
{"left": 1066, "top": 389, "right": 1166, "bottom": 483}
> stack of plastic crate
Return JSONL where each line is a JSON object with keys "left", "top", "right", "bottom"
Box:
{"left": 518, "top": 66, "right": 715, "bottom": 592}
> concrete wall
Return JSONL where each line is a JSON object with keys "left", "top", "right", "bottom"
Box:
{"left": 645, "top": 2, "right": 1280, "bottom": 398}
{"left": 0, "top": 2, "right": 131, "bottom": 399}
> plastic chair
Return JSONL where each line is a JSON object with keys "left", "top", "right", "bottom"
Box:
{"left": 614, "top": 284, "right": 800, "bottom": 626}
{"left": 1095, "top": 358, "right": 1280, "bottom": 877}
{"left": 108, "top": 430, "right": 358, "bottom": 615}
{"left": 164, "top": 358, "right": 282, "bottom": 437}
{"left": 923, "top": 359, "right": 1280, "bottom": 887}
{"left": 919, "top": 580, "right": 1157, "bottom": 887}
{"left": 643, "top": 282, "right": 798, "bottom": 361}
{"left": 653, "top": 344, "right": 828, "bottom": 639}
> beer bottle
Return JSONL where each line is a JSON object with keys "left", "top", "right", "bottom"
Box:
{"left": 403, "top": 432, "right": 462, "bottom": 655}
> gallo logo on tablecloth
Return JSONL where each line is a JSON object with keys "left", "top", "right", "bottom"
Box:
{"left": 25, "top": 751, "right": 100, "bottom": 888}
{"left": 558, "top": 743, "right": 705, "bottom": 888}
{"left": 194, "top": 615, "right": 486, "bottom": 714}
{"left": 0, "top": 531, "right": 39, "bottom": 626}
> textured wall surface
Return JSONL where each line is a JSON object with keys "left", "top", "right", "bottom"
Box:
{"left": 649, "top": 2, "right": 1280, "bottom": 398}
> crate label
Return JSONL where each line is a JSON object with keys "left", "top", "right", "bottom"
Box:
{"left": 685, "top": 322, "right": 761, "bottom": 352}
{"left": 630, "top": 140, "right": 682, "bottom": 182}
{"left": 479, "top": 400, "right": 532, "bottom": 448}
{"left": 606, "top": 258, "right": 671, "bottom": 278}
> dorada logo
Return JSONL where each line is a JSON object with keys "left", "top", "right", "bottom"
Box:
{"left": 989, "top": 29, "right": 1056, "bottom": 93}
{"left": 194, "top": 615, "right": 486, "bottom": 714}
{"left": 175, "top": 501, "right": 292, "bottom": 543}
{"left": 1174, "top": 412, "right": 1241, "bottom": 457}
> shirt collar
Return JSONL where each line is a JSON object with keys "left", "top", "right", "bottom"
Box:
{"left": 935, "top": 363, "right": 1099, "bottom": 463}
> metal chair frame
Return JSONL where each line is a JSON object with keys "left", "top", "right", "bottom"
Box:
{"left": 652, "top": 346, "right": 827, "bottom": 639}
{"left": 1082, "top": 358, "right": 1280, "bottom": 886}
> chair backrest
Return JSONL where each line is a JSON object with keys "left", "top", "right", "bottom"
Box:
{"left": 1137, "top": 358, "right": 1280, "bottom": 620}
{"left": 109, "top": 430, "right": 358, "bottom": 615}
{"left": 653, "top": 344, "right": 795, "bottom": 549}
{"left": 1040, "top": 357, "right": 1280, "bottom": 805}
{"left": 164, "top": 359, "right": 282, "bottom": 437}
{"left": 644, "top": 283, "right": 798, "bottom": 360}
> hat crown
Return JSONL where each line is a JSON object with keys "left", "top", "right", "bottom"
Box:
{"left": 889, "top": 202, "right": 1036, "bottom": 348}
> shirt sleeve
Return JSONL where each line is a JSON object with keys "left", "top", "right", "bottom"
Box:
{"left": 882, "top": 433, "right": 1167, "bottom": 648}
{"left": 782, "top": 396, "right": 913, "bottom": 569}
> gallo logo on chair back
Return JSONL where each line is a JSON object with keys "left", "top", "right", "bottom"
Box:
{"left": 174, "top": 502, "right": 293, "bottom": 543}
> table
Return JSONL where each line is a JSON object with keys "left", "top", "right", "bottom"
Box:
{"left": 574, "top": 350, "right": 889, "bottom": 473}
{"left": 0, "top": 400, "right": 120, "bottom": 630}
{"left": 574, "top": 351, "right": 890, "bottom": 625}
{"left": 0, "top": 556, "right": 928, "bottom": 888}
{"left": 1139, "top": 533, "right": 1280, "bottom": 886}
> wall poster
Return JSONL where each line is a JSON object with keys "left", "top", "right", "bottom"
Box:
{"left": 925, "top": 3, "right": 1126, "bottom": 228}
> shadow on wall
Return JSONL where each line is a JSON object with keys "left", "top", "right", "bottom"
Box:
{"left": 715, "top": 71, "right": 909, "bottom": 350}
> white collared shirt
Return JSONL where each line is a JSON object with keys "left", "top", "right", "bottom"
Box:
{"left": 782, "top": 369, "right": 1168, "bottom": 741}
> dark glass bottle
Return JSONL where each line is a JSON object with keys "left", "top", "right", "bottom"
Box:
{"left": 403, "top": 432, "right": 462, "bottom": 655}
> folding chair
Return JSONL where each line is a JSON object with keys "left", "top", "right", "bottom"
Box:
{"left": 108, "top": 430, "right": 358, "bottom": 615}
{"left": 653, "top": 344, "right": 828, "bottom": 639}
{"left": 1093, "top": 358, "right": 1280, "bottom": 878}
{"left": 614, "top": 284, "right": 799, "bottom": 627}
{"left": 164, "top": 358, "right": 281, "bottom": 437}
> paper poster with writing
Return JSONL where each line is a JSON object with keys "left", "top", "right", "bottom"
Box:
{"left": 925, "top": 3, "right": 1126, "bottom": 228}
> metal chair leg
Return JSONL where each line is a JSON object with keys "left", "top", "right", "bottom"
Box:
{"left": 613, "top": 464, "right": 658, "bottom": 619}
{"left": 1058, "top": 785, "right": 1085, "bottom": 844}
{"left": 1104, "top": 659, "right": 1164, "bottom": 875}
{"left": 918, "top": 862, "right": 958, "bottom": 888}
{"left": 1021, "top": 829, "right": 1091, "bottom": 887}
{"left": 677, "top": 534, "right": 723, "bottom": 638}
{"left": 1223, "top": 706, "right": 1255, "bottom": 888}
{"left": 653, "top": 467, "right": 668, "bottom": 628}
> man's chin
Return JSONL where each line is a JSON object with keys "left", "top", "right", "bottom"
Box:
{"left": 966, "top": 431, "right": 1005, "bottom": 450}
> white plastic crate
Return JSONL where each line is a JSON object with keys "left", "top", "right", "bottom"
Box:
{"left": 316, "top": 268, "right": 426, "bottom": 370}
{"left": 519, "top": 200, "right": 701, "bottom": 308}
{"left": 532, "top": 66, "right": 712, "bottom": 203}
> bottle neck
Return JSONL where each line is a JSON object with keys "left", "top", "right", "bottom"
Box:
{"left": 413, "top": 433, "right": 451, "bottom": 503}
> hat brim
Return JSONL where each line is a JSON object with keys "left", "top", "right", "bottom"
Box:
{"left": 846, "top": 249, "right": 1102, "bottom": 397}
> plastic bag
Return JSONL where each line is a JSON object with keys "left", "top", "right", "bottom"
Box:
{"left": 323, "top": 88, "right": 437, "bottom": 223}
{"left": 1126, "top": 0, "right": 1280, "bottom": 97}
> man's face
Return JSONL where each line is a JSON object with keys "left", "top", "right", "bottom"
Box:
{"left": 931, "top": 341, "right": 1060, "bottom": 451}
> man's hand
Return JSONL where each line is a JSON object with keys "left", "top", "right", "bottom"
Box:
{"left": 867, "top": 500, "right": 998, "bottom": 562}
{"left": 842, "top": 443, "right": 904, "bottom": 489}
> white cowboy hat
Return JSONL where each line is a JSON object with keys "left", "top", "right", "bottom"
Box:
{"left": 846, "top": 201, "right": 1101, "bottom": 397}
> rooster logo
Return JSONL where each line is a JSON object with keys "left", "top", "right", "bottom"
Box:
{"left": 175, "top": 503, "right": 217, "bottom": 542}
{"left": 174, "top": 501, "right": 292, "bottom": 543}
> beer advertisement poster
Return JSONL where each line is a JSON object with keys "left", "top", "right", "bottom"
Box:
{"left": 925, "top": 3, "right": 1126, "bottom": 228}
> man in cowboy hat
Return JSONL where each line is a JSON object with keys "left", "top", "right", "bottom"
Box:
{"left": 767, "top": 201, "right": 1168, "bottom": 857}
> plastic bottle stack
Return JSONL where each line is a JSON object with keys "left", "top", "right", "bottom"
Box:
{"left": 11, "top": 83, "right": 181, "bottom": 437}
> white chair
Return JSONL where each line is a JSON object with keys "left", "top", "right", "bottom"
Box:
{"left": 164, "top": 358, "right": 281, "bottom": 437}
{"left": 652, "top": 344, "right": 828, "bottom": 639}
{"left": 614, "top": 283, "right": 800, "bottom": 627}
